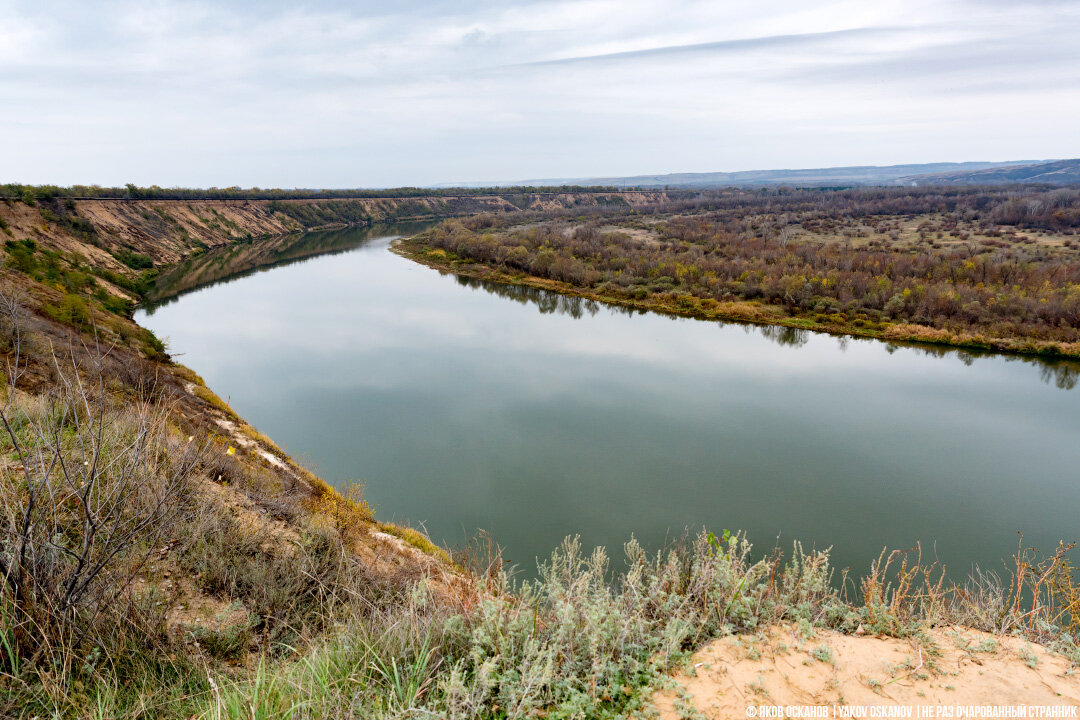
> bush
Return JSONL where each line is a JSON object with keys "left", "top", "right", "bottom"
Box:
{"left": 0, "top": 366, "right": 203, "bottom": 681}
{"left": 4, "top": 239, "right": 38, "bottom": 274}
{"left": 43, "top": 292, "right": 91, "bottom": 330}
{"left": 113, "top": 248, "right": 154, "bottom": 269}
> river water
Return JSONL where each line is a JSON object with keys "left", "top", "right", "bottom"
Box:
{"left": 136, "top": 225, "right": 1080, "bottom": 579}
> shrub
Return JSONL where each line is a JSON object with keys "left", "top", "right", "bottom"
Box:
{"left": 0, "top": 363, "right": 203, "bottom": 682}
{"left": 43, "top": 292, "right": 91, "bottom": 330}
{"left": 309, "top": 480, "right": 373, "bottom": 546}
{"left": 112, "top": 248, "right": 155, "bottom": 270}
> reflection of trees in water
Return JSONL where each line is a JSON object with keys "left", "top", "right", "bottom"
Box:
{"left": 461, "top": 275, "right": 820, "bottom": 352}
{"left": 755, "top": 325, "right": 810, "bottom": 348}
{"left": 881, "top": 338, "right": 1079, "bottom": 391}
{"left": 461, "top": 273, "right": 1079, "bottom": 392}
{"left": 142, "top": 222, "right": 435, "bottom": 312}
{"left": 1039, "top": 363, "right": 1079, "bottom": 390}
{"left": 455, "top": 276, "right": 643, "bottom": 320}
{"left": 460, "top": 274, "right": 1078, "bottom": 391}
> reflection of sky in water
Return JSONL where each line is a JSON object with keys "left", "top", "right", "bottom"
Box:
{"left": 137, "top": 233, "right": 1080, "bottom": 579}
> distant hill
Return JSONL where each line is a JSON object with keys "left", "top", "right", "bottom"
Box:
{"left": 901, "top": 158, "right": 1080, "bottom": 186}
{"left": 442, "top": 160, "right": 1044, "bottom": 189}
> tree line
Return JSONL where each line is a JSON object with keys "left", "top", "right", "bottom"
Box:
{"left": 0, "top": 182, "right": 630, "bottom": 203}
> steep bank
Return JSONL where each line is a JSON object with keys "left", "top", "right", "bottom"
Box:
{"left": 0, "top": 195, "right": 475, "bottom": 717}
{"left": 0, "top": 194, "right": 520, "bottom": 557}
{"left": 142, "top": 222, "right": 438, "bottom": 304}
{"left": 1, "top": 190, "right": 670, "bottom": 277}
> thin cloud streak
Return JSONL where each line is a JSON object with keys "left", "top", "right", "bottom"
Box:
{"left": 773, "top": 27, "right": 1080, "bottom": 93}
{"left": 513, "top": 26, "right": 910, "bottom": 67}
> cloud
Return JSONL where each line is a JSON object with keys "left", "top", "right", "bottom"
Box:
{"left": 0, "top": 0, "right": 1077, "bottom": 186}
{"left": 773, "top": 24, "right": 1080, "bottom": 96}
{"left": 514, "top": 27, "right": 910, "bottom": 67}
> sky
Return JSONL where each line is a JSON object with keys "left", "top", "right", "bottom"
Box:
{"left": 1, "top": 0, "right": 1078, "bottom": 188}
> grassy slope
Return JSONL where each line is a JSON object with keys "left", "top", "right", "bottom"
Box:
{"left": 0, "top": 196, "right": 466, "bottom": 717}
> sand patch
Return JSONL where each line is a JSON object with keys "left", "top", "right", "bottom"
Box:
{"left": 654, "top": 625, "right": 1079, "bottom": 718}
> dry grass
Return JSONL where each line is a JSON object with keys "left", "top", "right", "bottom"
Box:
{"left": 0, "top": 285, "right": 446, "bottom": 718}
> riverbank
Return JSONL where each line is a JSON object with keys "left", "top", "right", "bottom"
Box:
{"left": 0, "top": 196, "right": 472, "bottom": 716}
{"left": 398, "top": 187, "right": 1080, "bottom": 361}
{"left": 396, "top": 237, "right": 1080, "bottom": 361}
{"left": 0, "top": 187, "right": 672, "bottom": 272}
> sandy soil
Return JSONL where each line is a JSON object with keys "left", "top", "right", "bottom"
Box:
{"left": 653, "top": 625, "right": 1080, "bottom": 719}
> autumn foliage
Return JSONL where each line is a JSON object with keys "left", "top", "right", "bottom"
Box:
{"left": 419, "top": 187, "right": 1080, "bottom": 352}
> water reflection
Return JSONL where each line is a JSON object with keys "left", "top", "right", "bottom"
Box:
{"left": 455, "top": 272, "right": 1078, "bottom": 390}
{"left": 135, "top": 227, "right": 1080, "bottom": 580}
{"left": 757, "top": 325, "right": 810, "bottom": 349}
{"left": 884, "top": 339, "right": 1080, "bottom": 391}
{"left": 143, "top": 222, "right": 437, "bottom": 313}
{"left": 1039, "top": 364, "right": 1079, "bottom": 390}
{"left": 143, "top": 226, "right": 1080, "bottom": 392}
{"left": 454, "top": 275, "right": 635, "bottom": 320}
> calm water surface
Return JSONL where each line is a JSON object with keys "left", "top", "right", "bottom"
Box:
{"left": 137, "top": 226, "right": 1080, "bottom": 578}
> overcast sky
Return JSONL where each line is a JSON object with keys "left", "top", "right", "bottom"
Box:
{"left": 2, "top": 0, "right": 1078, "bottom": 187}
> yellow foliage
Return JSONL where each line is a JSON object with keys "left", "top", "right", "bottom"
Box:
{"left": 309, "top": 480, "right": 373, "bottom": 544}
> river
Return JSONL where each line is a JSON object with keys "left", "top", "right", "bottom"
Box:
{"left": 136, "top": 224, "right": 1080, "bottom": 580}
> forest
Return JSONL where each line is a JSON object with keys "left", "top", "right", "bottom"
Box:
{"left": 408, "top": 186, "right": 1080, "bottom": 355}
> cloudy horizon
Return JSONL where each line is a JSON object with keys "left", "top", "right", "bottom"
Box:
{"left": 2, "top": 0, "right": 1078, "bottom": 188}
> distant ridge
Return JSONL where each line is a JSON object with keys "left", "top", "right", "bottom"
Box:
{"left": 441, "top": 159, "right": 1074, "bottom": 189}
{"left": 902, "top": 158, "right": 1080, "bottom": 186}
